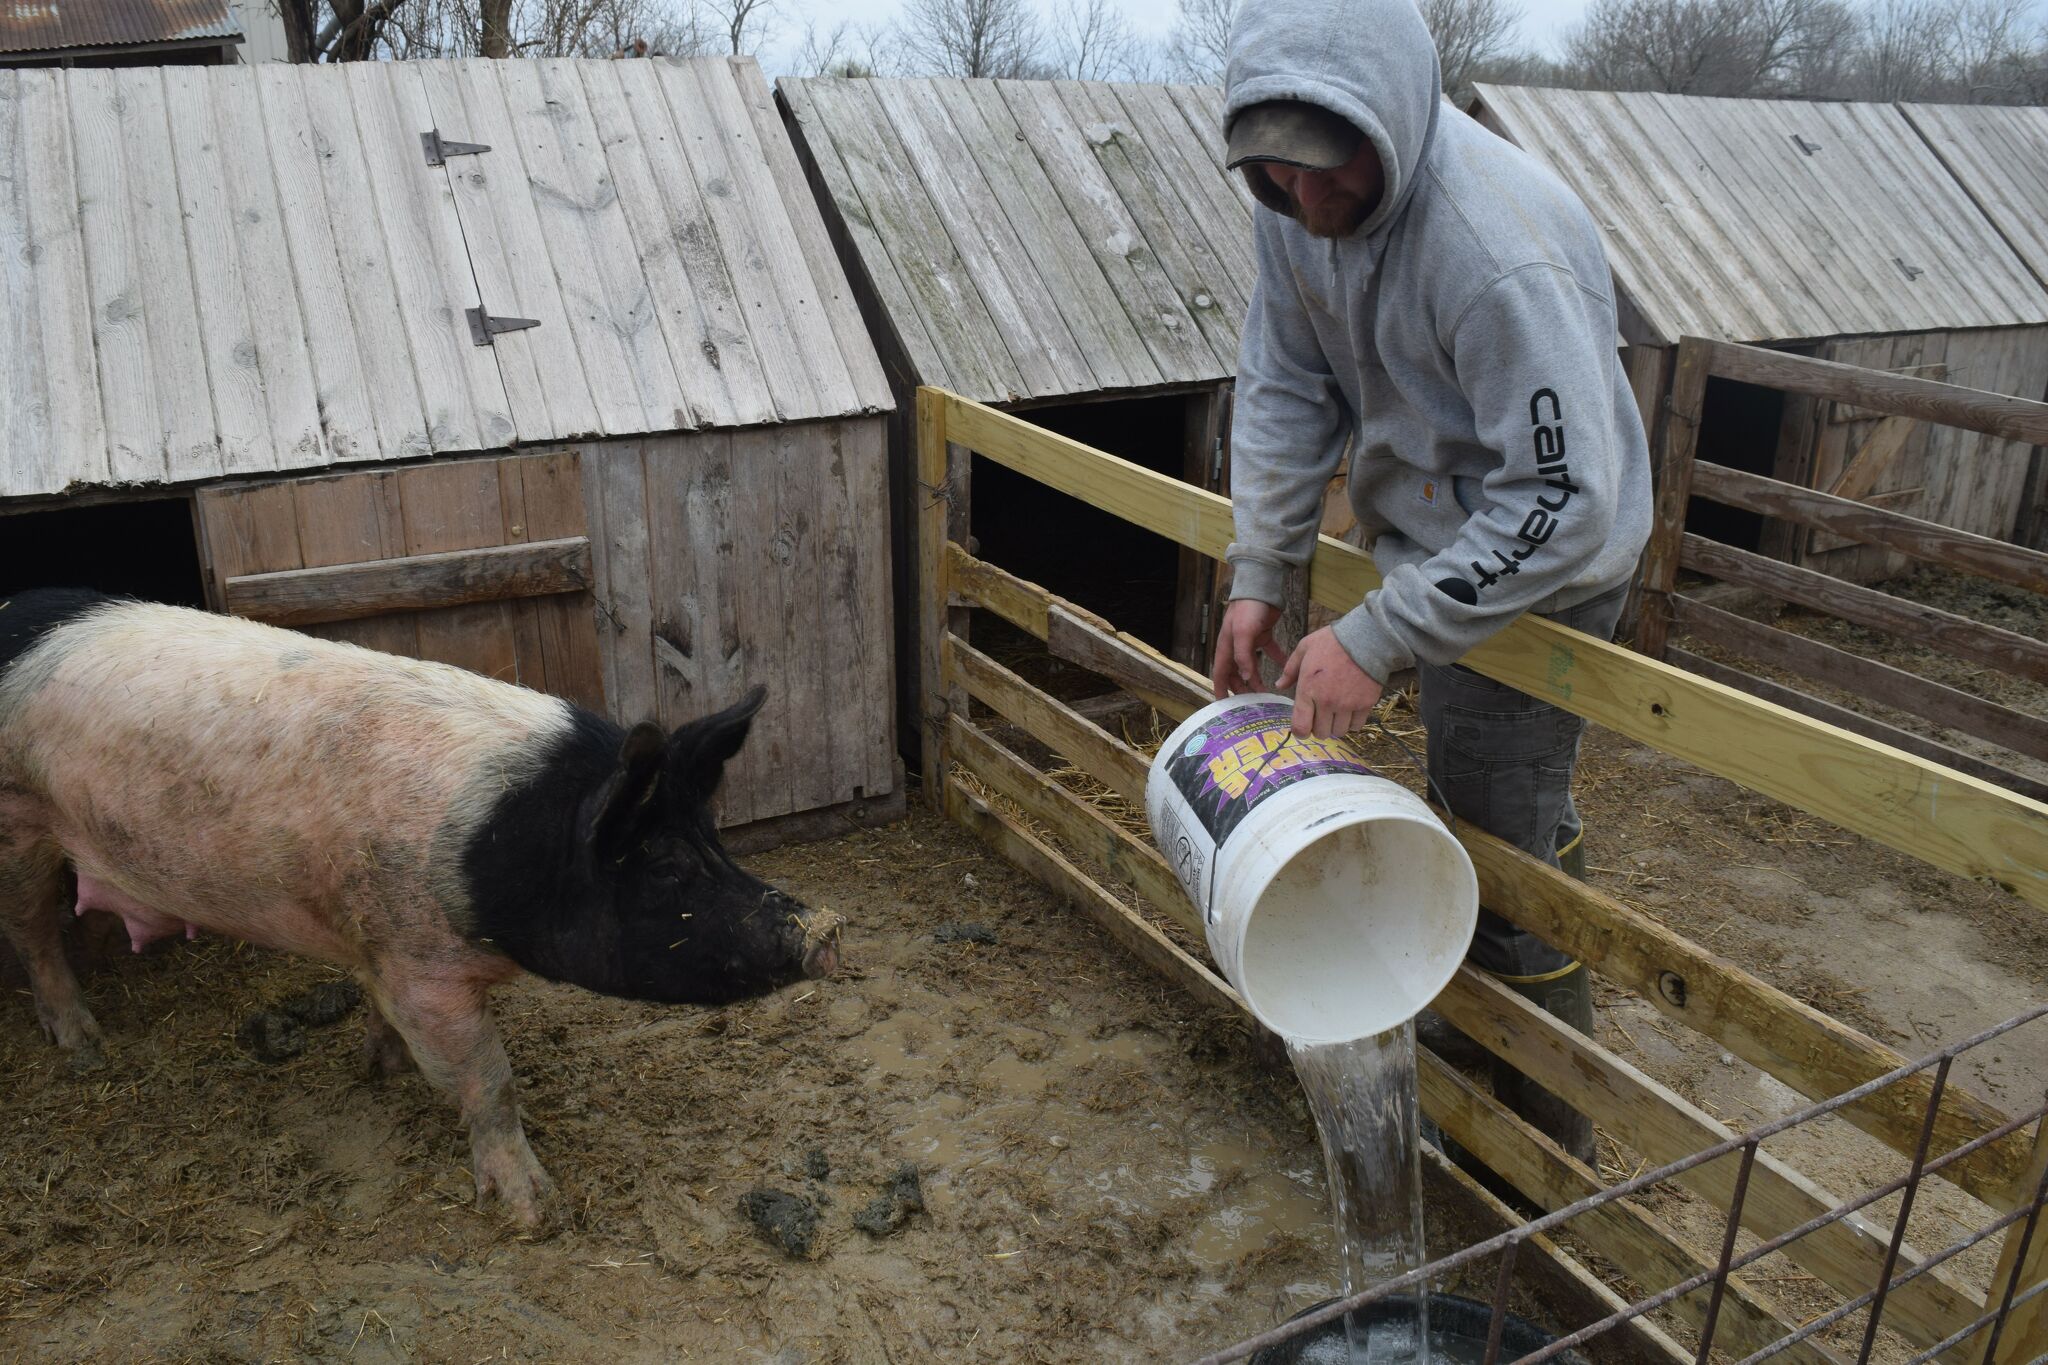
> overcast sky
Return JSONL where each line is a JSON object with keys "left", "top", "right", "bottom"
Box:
{"left": 754, "top": 0, "right": 1600, "bottom": 76}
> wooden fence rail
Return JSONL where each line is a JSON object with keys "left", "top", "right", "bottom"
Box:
{"left": 932, "top": 387, "right": 2048, "bottom": 910}
{"left": 915, "top": 385, "right": 2048, "bottom": 1365}
{"left": 1636, "top": 335, "right": 2048, "bottom": 808}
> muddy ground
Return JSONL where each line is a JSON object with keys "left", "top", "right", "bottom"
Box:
{"left": 3, "top": 565, "right": 2044, "bottom": 1363}
{"left": 2, "top": 808, "right": 1370, "bottom": 1363}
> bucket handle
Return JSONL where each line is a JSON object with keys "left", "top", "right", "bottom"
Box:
{"left": 1371, "top": 715, "right": 1458, "bottom": 838}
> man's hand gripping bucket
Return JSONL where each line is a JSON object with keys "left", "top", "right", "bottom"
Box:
{"left": 1144, "top": 694, "right": 1478, "bottom": 1044}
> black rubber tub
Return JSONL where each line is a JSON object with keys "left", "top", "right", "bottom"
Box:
{"left": 1249, "top": 1292, "right": 1588, "bottom": 1364}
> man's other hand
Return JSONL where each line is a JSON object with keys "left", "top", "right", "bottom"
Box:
{"left": 1277, "top": 627, "right": 1384, "bottom": 737}
{"left": 1211, "top": 599, "right": 1289, "bottom": 699}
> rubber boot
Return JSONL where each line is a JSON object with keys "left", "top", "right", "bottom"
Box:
{"left": 1556, "top": 827, "right": 1586, "bottom": 881}
{"left": 1490, "top": 827, "right": 1597, "bottom": 1167}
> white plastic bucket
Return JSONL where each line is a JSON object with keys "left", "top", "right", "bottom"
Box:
{"left": 1145, "top": 694, "right": 1478, "bottom": 1044}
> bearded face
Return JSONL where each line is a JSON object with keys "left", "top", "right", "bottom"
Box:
{"left": 1258, "top": 141, "right": 1386, "bottom": 239}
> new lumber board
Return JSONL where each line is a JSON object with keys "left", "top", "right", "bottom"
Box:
{"left": 944, "top": 736, "right": 1849, "bottom": 1365}
{"left": 1434, "top": 968, "right": 1987, "bottom": 1355}
{"left": 942, "top": 775, "right": 1691, "bottom": 1365}
{"left": 1418, "top": 1056, "right": 1840, "bottom": 1365}
{"left": 1670, "top": 647, "right": 2048, "bottom": 804}
{"left": 930, "top": 389, "right": 2048, "bottom": 913}
{"left": 939, "top": 559, "right": 2035, "bottom": 1208}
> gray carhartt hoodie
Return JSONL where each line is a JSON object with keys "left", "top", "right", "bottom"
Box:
{"left": 1222, "top": 0, "right": 1653, "bottom": 682}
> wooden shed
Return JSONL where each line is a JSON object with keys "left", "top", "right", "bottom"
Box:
{"left": 0, "top": 0, "right": 247, "bottom": 68}
{"left": 775, "top": 75, "right": 1255, "bottom": 742}
{"left": 1898, "top": 102, "right": 2048, "bottom": 548}
{"left": 0, "top": 56, "right": 899, "bottom": 846}
{"left": 1470, "top": 84, "right": 2048, "bottom": 581}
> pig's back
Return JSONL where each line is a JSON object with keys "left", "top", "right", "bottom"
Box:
{"left": 0, "top": 596, "right": 575, "bottom": 956}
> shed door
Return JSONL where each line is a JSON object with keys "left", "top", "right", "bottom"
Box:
{"left": 194, "top": 452, "right": 606, "bottom": 711}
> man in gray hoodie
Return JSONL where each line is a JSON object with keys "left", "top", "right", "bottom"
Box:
{"left": 1210, "top": 0, "right": 1653, "bottom": 1159}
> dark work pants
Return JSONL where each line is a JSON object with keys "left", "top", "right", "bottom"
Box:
{"left": 1417, "top": 583, "right": 1630, "bottom": 979}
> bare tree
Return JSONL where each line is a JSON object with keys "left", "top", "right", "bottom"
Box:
{"left": 893, "top": 0, "right": 1047, "bottom": 78}
{"left": 794, "top": 15, "right": 891, "bottom": 75}
{"left": 1845, "top": 0, "right": 1950, "bottom": 96}
{"left": 277, "top": 0, "right": 408, "bottom": 60}
{"left": 1947, "top": 0, "right": 2045, "bottom": 98}
{"left": 284, "top": 0, "right": 715, "bottom": 60}
{"left": 1051, "top": 0, "right": 1143, "bottom": 80}
{"left": 709, "top": 0, "right": 775, "bottom": 55}
{"left": 1166, "top": 0, "right": 1235, "bottom": 83}
{"left": 481, "top": 0, "right": 513, "bottom": 55}
{"left": 1422, "top": 0, "right": 1525, "bottom": 98}
{"left": 1563, "top": 0, "right": 1857, "bottom": 95}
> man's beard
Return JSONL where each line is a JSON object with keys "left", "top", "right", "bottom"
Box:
{"left": 1293, "top": 191, "right": 1370, "bottom": 238}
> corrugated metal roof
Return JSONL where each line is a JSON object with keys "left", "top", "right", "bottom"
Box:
{"left": 0, "top": 57, "right": 890, "bottom": 499}
{"left": 0, "top": 0, "right": 240, "bottom": 55}
{"left": 780, "top": 76, "right": 1252, "bottom": 403}
{"left": 1471, "top": 84, "right": 2048, "bottom": 346}
{"left": 1900, "top": 103, "right": 2048, "bottom": 300}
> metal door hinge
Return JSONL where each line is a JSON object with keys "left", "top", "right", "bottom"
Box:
{"left": 422, "top": 129, "right": 491, "bottom": 166}
{"left": 467, "top": 307, "right": 540, "bottom": 346}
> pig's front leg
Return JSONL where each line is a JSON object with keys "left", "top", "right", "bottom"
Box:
{"left": 362, "top": 997, "right": 416, "bottom": 1078}
{"left": 365, "top": 968, "right": 554, "bottom": 1227}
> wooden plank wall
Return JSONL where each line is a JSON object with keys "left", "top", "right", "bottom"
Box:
{"left": 0, "top": 59, "right": 888, "bottom": 502}
{"left": 1902, "top": 104, "right": 2048, "bottom": 299}
{"left": 1473, "top": 85, "right": 2048, "bottom": 348}
{"left": 194, "top": 451, "right": 605, "bottom": 710}
{"left": 1799, "top": 326, "right": 2048, "bottom": 580}
{"left": 581, "top": 418, "right": 897, "bottom": 828}
{"left": 777, "top": 75, "right": 1250, "bottom": 406}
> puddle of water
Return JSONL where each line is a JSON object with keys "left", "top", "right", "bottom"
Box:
{"left": 1184, "top": 1165, "right": 1333, "bottom": 1268}
{"left": 890, "top": 1092, "right": 969, "bottom": 1166}
{"left": 979, "top": 1053, "right": 1050, "bottom": 1096}
{"left": 844, "top": 1011, "right": 943, "bottom": 1079}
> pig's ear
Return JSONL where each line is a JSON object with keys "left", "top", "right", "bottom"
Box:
{"left": 590, "top": 721, "right": 669, "bottom": 855}
{"left": 668, "top": 684, "right": 768, "bottom": 797}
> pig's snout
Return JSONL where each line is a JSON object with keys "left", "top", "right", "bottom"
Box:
{"left": 792, "top": 904, "right": 844, "bottom": 980}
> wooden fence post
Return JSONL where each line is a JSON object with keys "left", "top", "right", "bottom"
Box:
{"left": 915, "top": 389, "right": 968, "bottom": 805}
{"left": 1987, "top": 1117, "right": 2048, "bottom": 1364}
{"left": 1635, "top": 336, "right": 1711, "bottom": 661}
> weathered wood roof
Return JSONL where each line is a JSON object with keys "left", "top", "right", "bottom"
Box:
{"left": 0, "top": 57, "right": 889, "bottom": 501}
{"left": 1471, "top": 85, "right": 2048, "bottom": 347}
{"left": 1901, "top": 103, "right": 2048, "bottom": 300}
{"left": 0, "top": 0, "right": 241, "bottom": 56}
{"left": 778, "top": 76, "right": 1253, "bottom": 404}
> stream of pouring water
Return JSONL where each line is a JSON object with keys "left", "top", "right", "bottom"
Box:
{"left": 1288, "top": 1021, "right": 1432, "bottom": 1364}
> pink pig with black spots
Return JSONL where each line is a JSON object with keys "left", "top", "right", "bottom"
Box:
{"left": 0, "top": 589, "right": 841, "bottom": 1227}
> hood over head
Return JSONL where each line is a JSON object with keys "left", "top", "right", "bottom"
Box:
{"left": 1224, "top": 0, "right": 1443, "bottom": 236}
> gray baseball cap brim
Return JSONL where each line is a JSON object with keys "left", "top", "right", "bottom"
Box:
{"left": 1225, "top": 100, "right": 1364, "bottom": 171}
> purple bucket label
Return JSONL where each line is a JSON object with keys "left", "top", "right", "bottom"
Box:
{"left": 1162, "top": 701, "right": 1379, "bottom": 852}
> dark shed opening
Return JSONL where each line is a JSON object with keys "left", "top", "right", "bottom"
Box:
{"left": 0, "top": 500, "right": 206, "bottom": 607}
{"left": 971, "top": 395, "right": 1190, "bottom": 655}
{"left": 1687, "top": 376, "right": 1790, "bottom": 553}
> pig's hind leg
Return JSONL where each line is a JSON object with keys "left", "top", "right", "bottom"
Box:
{"left": 365, "top": 970, "right": 554, "bottom": 1227}
{"left": 0, "top": 841, "right": 102, "bottom": 1061}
